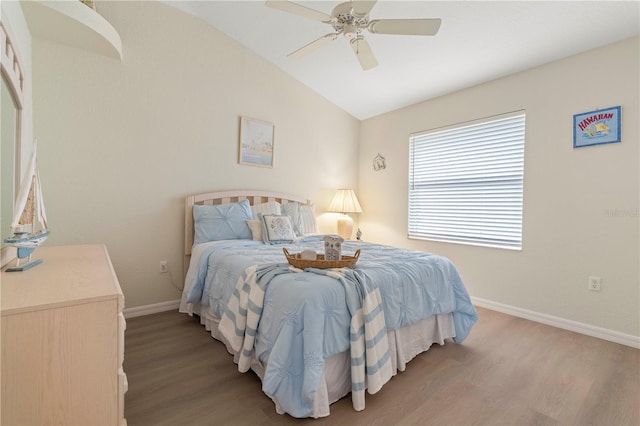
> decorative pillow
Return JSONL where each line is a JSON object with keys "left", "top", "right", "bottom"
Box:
{"left": 282, "top": 202, "right": 304, "bottom": 237}
{"left": 246, "top": 220, "right": 263, "bottom": 241}
{"left": 300, "top": 203, "right": 318, "bottom": 235}
{"left": 251, "top": 201, "right": 282, "bottom": 220}
{"left": 259, "top": 214, "right": 296, "bottom": 244}
{"left": 193, "top": 200, "right": 252, "bottom": 245}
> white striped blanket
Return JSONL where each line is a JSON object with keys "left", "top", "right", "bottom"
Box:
{"left": 218, "top": 263, "right": 393, "bottom": 412}
{"left": 322, "top": 268, "right": 393, "bottom": 411}
{"left": 218, "top": 263, "right": 293, "bottom": 372}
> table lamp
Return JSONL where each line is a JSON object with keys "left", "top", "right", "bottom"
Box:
{"left": 328, "top": 189, "right": 362, "bottom": 239}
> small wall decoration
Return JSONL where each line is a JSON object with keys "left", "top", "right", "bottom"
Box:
{"left": 573, "top": 106, "right": 621, "bottom": 148}
{"left": 239, "top": 116, "right": 274, "bottom": 167}
{"left": 373, "top": 153, "right": 386, "bottom": 171}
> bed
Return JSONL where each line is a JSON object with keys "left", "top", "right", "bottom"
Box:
{"left": 179, "top": 189, "right": 478, "bottom": 418}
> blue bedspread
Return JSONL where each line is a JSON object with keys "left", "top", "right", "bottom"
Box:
{"left": 184, "top": 236, "right": 477, "bottom": 417}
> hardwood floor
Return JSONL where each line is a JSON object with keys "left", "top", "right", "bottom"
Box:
{"left": 124, "top": 307, "right": 639, "bottom": 425}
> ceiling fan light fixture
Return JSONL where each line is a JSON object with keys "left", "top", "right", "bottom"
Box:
{"left": 343, "top": 24, "right": 358, "bottom": 40}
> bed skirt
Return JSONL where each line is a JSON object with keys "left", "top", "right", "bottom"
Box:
{"left": 180, "top": 301, "right": 455, "bottom": 418}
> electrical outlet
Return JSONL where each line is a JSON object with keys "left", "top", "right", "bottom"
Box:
{"left": 588, "top": 276, "right": 601, "bottom": 292}
{"left": 160, "top": 260, "right": 168, "bottom": 273}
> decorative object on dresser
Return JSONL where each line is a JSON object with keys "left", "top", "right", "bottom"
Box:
{"left": 328, "top": 188, "right": 363, "bottom": 239}
{"left": 238, "top": 116, "right": 274, "bottom": 168}
{"left": 4, "top": 142, "right": 50, "bottom": 272}
{"left": 1, "top": 244, "right": 127, "bottom": 426}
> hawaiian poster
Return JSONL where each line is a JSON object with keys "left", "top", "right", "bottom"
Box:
{"left": 573, "top": 106, "right": 621, "bottom": 148}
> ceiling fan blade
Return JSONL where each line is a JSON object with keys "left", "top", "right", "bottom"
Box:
{"left": 368, "top": 18, "right": 442, "bottom": 36}
{"left": 287, "top": 33, "right": 337, "bottom": 59}
{"left": 350, "top": 37, "right": 378, "bottom": 70}
{"left": 265, "top": 0, "right": 331, "bottom": 22}
{"left": 351, "top": 0, "right": 378, "bottom": 16}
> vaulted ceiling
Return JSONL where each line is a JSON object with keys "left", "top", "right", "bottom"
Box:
{"left": 163, "top": 1, "right": 640, "bottom": 120}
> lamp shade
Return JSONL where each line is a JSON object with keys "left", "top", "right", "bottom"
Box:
{"left": 328, "top": 189, "right": 363, "bottom": 214}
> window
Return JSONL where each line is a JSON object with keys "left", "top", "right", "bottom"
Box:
{"left": 408, "top": 112, "right": 525, "bottom": 250}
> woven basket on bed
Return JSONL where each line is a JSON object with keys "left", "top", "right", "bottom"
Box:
{"left": 283, "top": 247, "right": 360, "bottom": 270}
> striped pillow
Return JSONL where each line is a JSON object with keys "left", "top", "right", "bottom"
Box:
{"left": 300, "top": 204, "right": 318, "bottom": 235}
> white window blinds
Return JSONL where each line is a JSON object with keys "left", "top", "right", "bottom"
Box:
{"left": 408, "top": 112, "right": 526, "bottom": 250}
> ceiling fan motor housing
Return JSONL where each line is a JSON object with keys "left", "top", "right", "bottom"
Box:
{"left": 332, "top": 2, "right": 368, "bottom": 40}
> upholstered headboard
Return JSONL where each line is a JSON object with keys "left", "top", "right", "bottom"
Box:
{"left": 184, "top": 190, "right": 310, "bottom": 274}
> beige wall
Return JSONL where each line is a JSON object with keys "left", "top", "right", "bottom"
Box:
{"left": 359, "top": 36, "right": 640, "bottom": 337}
{"left": 32, "top": 1, "right": 359, "bottom": 307}
{"left": 20, "top": 0, "right": 640, "bottom": 338}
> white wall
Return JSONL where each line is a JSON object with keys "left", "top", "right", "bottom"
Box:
{"left": 32, "top": 1, "right": 360, "bottom": 308}
{"left": 359, "top": 36, "right": 639, "bottom": 337}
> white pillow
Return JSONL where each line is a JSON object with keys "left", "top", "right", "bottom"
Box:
{"left": 300, "top": 203, "right": 318, "bottom": 235}
{"left": 260, "top": 214, "right": 295, "bottom": 244}
{"left": 251, "top": 201, "right": 281, "bottom": 220}
{"left": 282, "top": 202, "right": 304, "bottom": 237}
{"left": 246, "top": 220, "right": 263, "bottom": 241}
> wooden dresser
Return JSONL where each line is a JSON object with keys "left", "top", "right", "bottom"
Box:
{"left": 1, "top": 244, "right": 127, "bottom": 426}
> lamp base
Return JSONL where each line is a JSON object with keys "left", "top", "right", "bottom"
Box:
{"left": 336, "top": 214, "right": 354, "bottom": 240}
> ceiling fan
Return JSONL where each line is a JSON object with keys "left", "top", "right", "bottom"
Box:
{"left": 265, "top": 0, "right": 442, "bottom": 71}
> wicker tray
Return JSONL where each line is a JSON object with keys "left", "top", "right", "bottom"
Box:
{"left": 283, "top": 248, "right": 360, "bottom": 270}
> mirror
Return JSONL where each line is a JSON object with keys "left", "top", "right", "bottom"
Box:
{"left": 1, "top": 21, "right": 24, "bottom": 268}
{"left": 1, "top": 75, "right": 18, "bottom": 249}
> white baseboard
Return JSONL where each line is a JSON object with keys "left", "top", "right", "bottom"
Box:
{"left": 472, "top": 296, "right": 640, "bottom": 349}
{"left": 123, "top": 297, "right": 640, "bottom": 349}
{"left": 123, "top": 299, "right": 181, "bottom": 319}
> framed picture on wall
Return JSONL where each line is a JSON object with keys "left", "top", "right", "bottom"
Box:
{"left": 573, "top": 106, "right": 621, "bottom": 148}
{"left": 239, "top": 116, "right": 274, "bottom": 168}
